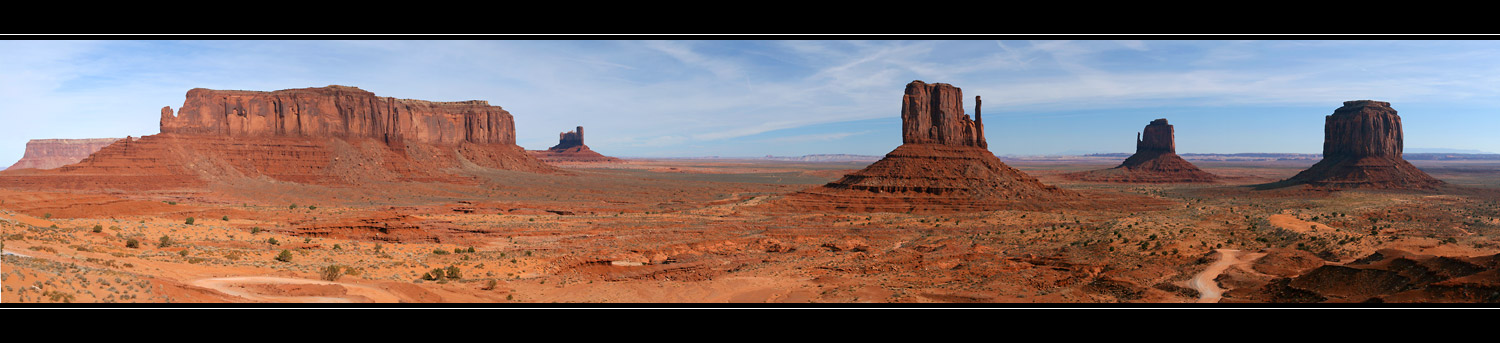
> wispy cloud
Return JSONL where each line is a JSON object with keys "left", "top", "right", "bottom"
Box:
{"left": 5, "top": 40, "right": 1500, "bottom": 162}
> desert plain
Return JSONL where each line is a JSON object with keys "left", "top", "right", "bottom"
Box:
{"left": 5, "top": 155, "right": 1500, "bottom": 304}
{"left": 3, "top": 84, "right": 1499, "bottom": 305}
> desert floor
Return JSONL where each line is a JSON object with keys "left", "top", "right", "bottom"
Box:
{"left": 5, "top": 158, "right": 1500, "bottom": 304}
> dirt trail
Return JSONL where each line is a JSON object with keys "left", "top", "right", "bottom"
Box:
{"left": 1188, "top": 249, "right": 1264, "bottom": 303}
{"left": 190, "top": 276, "right": 402, "bottom": 303}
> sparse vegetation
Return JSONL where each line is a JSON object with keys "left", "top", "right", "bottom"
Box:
{"left": 320, "top": 265, "right": 343, "bottom": 281}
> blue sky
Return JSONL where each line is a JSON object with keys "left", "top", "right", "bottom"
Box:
{"left": 3, "top": 39, "right": 1499, "bottom": 165}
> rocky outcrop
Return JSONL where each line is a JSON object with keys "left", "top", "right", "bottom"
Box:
{"left": 550, "top": 126, "right": 585, "bottom": 150}
{"left": 901, "top": 81, "right": 986, "bottom": 148}
{"left": 773, "top": 80, "right": 1079, "bottom": 213}
{"left": 1267, "top": 100, "right": 1444, "bottom": 190}
{"left": 0, "top": 86, "right": 559, "bottom": 191}
{"left": 1228, "top": 249, "right": 1500, "bottom": 303}
{"left": 5, "top": 138, "right": 120, "bottom": 170}
{"left": 160, "top": 85, "right": 515, "bottom": 145}
{"left": 1135, "top": 118, "right": 1175, "bottom": 154}
{"left": 528, "top": 126, "right": 621, "bottom": 163}
{"left": 1064, "top": 119, "right": 1219, "bottom": 183}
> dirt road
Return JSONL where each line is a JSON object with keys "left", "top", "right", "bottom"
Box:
{"left": 190, "top": 276, "right": 402, "bottom": 303}
{"left": 1188, "top": 249, "right": 1255, "bottom": 303}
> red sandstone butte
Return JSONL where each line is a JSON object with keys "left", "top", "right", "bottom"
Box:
{"left": 774, "top": 80, "right": 1077, "bottom": 213}
{"left": 1064, "top": 119, "right": 1219, "bottom": 183}
{"left": 1270, "top": 100, "right": 1444, "bottom": 190}
{"left": 527, "top": 126, "right": 622, "bottom": 163}
{"left": 0, "top": 86, "right": 558, "bottom": 190}
{"left": 5, "top": 138, "right": 120, "bottom": 171}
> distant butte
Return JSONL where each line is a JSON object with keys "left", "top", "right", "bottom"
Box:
{"left": 0, "top": 86, "right": 559, "bottom": 190}
{"left": 5, "top": 138, "right": 120, "bottom": 171}
{"left": 1064, "top": 118, "right": 1219, "bottom": 183}
{"left": 1262, "top": 100, "right": 1444, "bottom": 190}
{"left": 772, "top": 80, "right": 1082, "bottom": 213}
{"left": 527, "top": 126, "right": 622, "bottom": 163}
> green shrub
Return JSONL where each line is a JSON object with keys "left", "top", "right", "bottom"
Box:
{"left": 92, "top": 225, "right": 103, "bottom": 233}
{"left": 320, "top": 265, "right": 343, "bottom": 281}
{"left": 250, "top": 227, "right": 262, "bottom": 234}
{"left": 43, "top": 213, "right": 52, "bottom": 219}
{"left": 267, "top": 238, "right": 279, "bottom": 245}
{"left": 222, "top": 216, "right": 229, "bottom": 221}
{"left": 125, "top": 238, "right": 140, "bottom": 249}
{"left": 445, "top": 266, "right": 461, "bottom": 279}
{"left": 289, "top": 204, "right": 298, "bottom": 210}
{"left": 275, "top": 249, "right": 294, "bottom": 262}
{"left": 185, "top": 217, "right": 195, "bottom": 225}
{"left": 158, "top": 235, "right": 174, "bottom": 248}
{"left": 466, "top": 247, "right": 476, "bottom": 253}
{"left": 433, "top": 249, "right": 450, "bottom": 255}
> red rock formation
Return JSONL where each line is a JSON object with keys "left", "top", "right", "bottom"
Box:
{"left": 901, "top": 81, "right": 986, "bottom": 148}
{"left": 1064, "top": 119, "right": 1219, "bottom": 183}
{"left": 1270, "top": 100, "right": 1444, "bottom": 190}
{"left": 0, "top": 86, "right": 559, "bottom": 191}
{"left": 527, "top": 126, "right": 622, "bottom": 163}
{"left": 1230, "top": 249, "right": 1500, "bottom": 303}
{"left": 160, "top": 86, "right": 516, "bottom": 145}
{"left": 551, "top": 126, "right": 585, "bottom": 150}
{"left": 773, "top": 80, "right": 1079, "bottom": 213}
{"left": 5, "top": 138, "right": 120, "bottom": 170}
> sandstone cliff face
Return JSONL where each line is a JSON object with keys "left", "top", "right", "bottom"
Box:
{"left": 1321, "top": 100, "right": 1403, "bottom": 158}
{"left": 1065, "top": 118, "right": 1218, "bottom": 183}
{"left": 1136, "top": 118, "right": 1175, "bottom": 154}
{"left": 160, "top": 86, "right": 516, "bottom": 145}
{"left": 5, "top": 138, "right": 120, "bottom": 170}
{"left": 901, "top": 81, "right": 986, "bottom": 148}
{"left": 0, "top": 86, "right": 559, "bottom": 191}
{"left": 1273, "top": 100, "right": 1443, "bottom": 190}
{"left": 775, "top": 80, "right": 1078, "bottom": 213}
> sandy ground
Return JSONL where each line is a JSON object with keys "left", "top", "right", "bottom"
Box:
{"left": 189, "top": 276, "right": 401, "bottom": 303}
{"left": 6, "top": 159, "right": 1500, "bottom": 304}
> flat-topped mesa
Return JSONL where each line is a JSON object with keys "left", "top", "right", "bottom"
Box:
{"left": 1323, "top": 100, "right": 1403, "bottom": 158}
{"left": 549, "top": 126, "right": 585, "bottom": 150}
{"left": 5, "top": 138, "right": 121, "bottom": 170}
{"left": 159, "top": 86, "right": 516, "bottom": 145}
{"left": 1269, "top": 100, "right": 1443, "bottom": 190}
{"left": 901, "top": 81, "right": 986, "bottom": 148}
{"left": 1136, "top": 118, "right": 1175, "bottom": 154}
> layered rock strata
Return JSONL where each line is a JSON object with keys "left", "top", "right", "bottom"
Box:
{"left": 1064, "top": 119, "right": 1219, "bottom": 183}
{"left": 776, "top": 80, "right": 1077, "bottom": 213}
{"left": 160, "top": 86, "right": 515, "bottom": 145}
{"left": 5, "top": 138, "right": 120, "bottom": 170}
{"left": 0, "top": 86, "right": 558, "bottom": 190}
{"left": 1269, "top": 100, "right": 1443, "bottom": 189}
{"left": 527, "top": 126, "right": 621, "bottom": 163}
